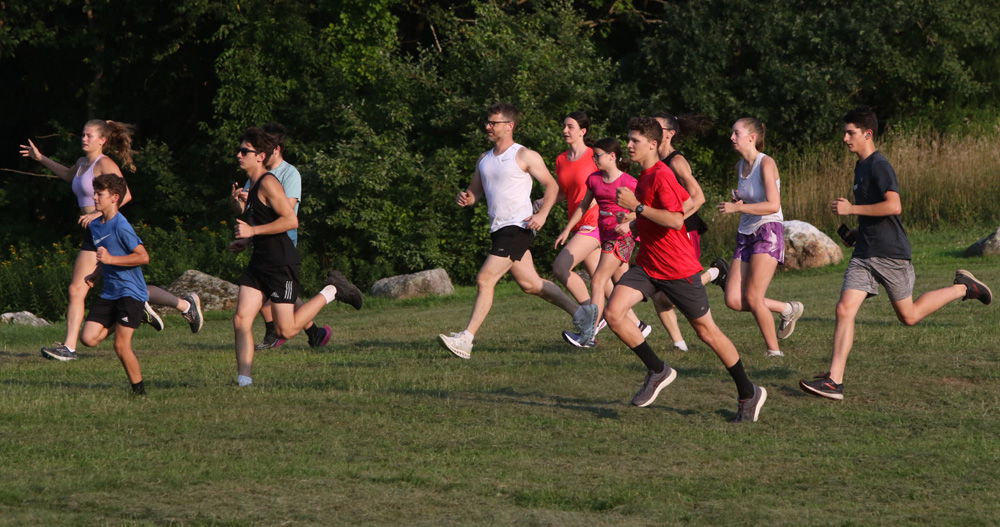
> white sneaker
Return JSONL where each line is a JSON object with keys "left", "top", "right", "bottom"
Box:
{"left": 777, "top": 301, "right": 804, "bottom": 340}
{"left": 637, "top": 320, "right": 652, "bottom": 338}
{"left": 438, "top": 332, "right": 472, "bottom": 359}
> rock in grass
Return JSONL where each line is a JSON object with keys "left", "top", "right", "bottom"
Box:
{"left": 167, "top": 270, "right": 239, "bottom": 312}
{"left": 370, "top": 268, "right": 454, "bottom": 300}
{"left": 781, "top": 220, "right": 844, "bottom": 270}
{"left": 1, "top": 311, "right": 50, "bottom": 327}
{"left": 964, "top": 226, "right": 1000, "bottom": 257}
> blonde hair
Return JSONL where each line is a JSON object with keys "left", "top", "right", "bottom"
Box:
{"left": 85, "top": 119, "right": 137, "bottom": 171}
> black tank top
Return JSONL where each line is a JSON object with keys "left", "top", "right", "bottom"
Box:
{"left": 663, "top": 151, "right": 708, "bottom": 234}
{"left": 246, "top": 173, "right": 299, "bottom": 268}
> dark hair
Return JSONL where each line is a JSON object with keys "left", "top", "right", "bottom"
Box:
{"left": 93, "top": 173, "right": 127, "bottom": 203}
{"left": 627, "top": 116, "right": 663, "bottom": 145}
{"left": 486, "top": 102, "right": 521, "bottom": 128}
{"left": 843, "top": 106, "right": 878, "bottom": 138}
{"left": 565, "top": 111, "right": 594, "bottom": 148}
{"left": 239, "top": 126, "right": 278, "bottom": 165}
{"left": 735, "top": 117, "right": 766, "bottom": 150}
{"left": 84, "top": 120, "right": 137, "bottom": 171}
{"left": 262, "top": 122, "right": 287, "bottom": 153}
{"left": 653, "top": 112, "right": 712, "bottom": 144}
{"left": 593, "top": 137, "right": 631, "bottom": 172}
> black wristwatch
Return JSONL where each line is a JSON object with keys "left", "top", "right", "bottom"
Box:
{"left": 635, "top": 204, "right": 645, "bottom": 216}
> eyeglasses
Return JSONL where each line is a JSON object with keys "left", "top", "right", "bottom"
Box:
{"left": 235, "top": 147, "right": 261, "bottom": 156}
{"left": 484, "top": 120, "right": 513, "bottom": 128}
{"left": 593, "top": 152, "right": 610, "bottom": 161}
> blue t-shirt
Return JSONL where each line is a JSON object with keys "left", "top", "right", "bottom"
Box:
{"left": 244, "top": 160, "right": 301, "bottom": 245}
{"left": 89, "top": 212, "right": 149, "bottom": 302}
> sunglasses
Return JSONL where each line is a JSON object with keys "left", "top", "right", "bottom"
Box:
{"left": 235, "top": 147, "right": 261, "bottom": 156}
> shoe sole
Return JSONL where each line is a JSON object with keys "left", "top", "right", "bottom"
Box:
{"left": 144, "top": 302, "right": 164, "bottom": 331}
{"left": 438, "top": 334, "right": 470, "bottom": 359}
{"left": 311, "top": 325, "right": 332, "bottom": 348}
{"left": 187, "top": 294, "right": 204, "bottom": 333}
{"left": 957, "top": 269, "right": 993, "bottom": 305}
{"left": 777, "top": 302, "right": 803, "bottom": 339}
{"left": 561, "top": 330, "right": 594, "bottom": 348}
{"left": 632, "top": 367, "right": 677, "bottom": 407}
{"left": 799, "top": 380, "right": 844, "bottom": 400}
{"left": 254, "top": 339, "right": 286, "bottom": 351}
{"left": 40, "top": 348, "right": 76, "bottom": 362}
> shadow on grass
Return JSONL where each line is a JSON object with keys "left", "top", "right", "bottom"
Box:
{"left": 0, "top": 350, "right": 43, "bottom": 359}
{"left": 1, "top": 378, "right": 116, "bottom": 390}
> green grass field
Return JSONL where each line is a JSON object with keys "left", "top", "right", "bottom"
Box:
{"left": 2, "top": 228, "right": 999, "bottom": 526}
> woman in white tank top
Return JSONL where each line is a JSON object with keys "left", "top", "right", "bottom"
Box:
{"left": 717, "top": 118, "right": 803, "bottom": 358}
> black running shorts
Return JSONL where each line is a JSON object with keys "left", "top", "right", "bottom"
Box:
{"left": 616, "top": 266, "right": 710, "bottom": 320}
{"left": 86, "top": 296, "right": 144, "bottom": 329}
{"left": 489, "top": 225, "right": 534, "bottom": 262}
{"left": 239, "top": 264, "right": 301, "bottom": 304}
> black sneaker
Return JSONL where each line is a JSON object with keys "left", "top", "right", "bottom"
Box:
{"left": 732, "top": 384, "right": 768, "bottom": 423}
{"left": 141, "top": 302, "right": 164, "bottom": 331}
{"left": 308, "top": 325, "right": 332, "bottom": 348}
{"left": 41, "top": 344, "right": 77, "bottom": 361}
{"left": 326, "top": 270, "right": 363, "bottom": 310}
{"left": 710, "top": 257, "right": 729, "bottom": 288}
{"left": 255, "top": 332, "right": 286, "bottom": 350}
{"left": 631, "top": 365, "right": 677, "bottom": 407}
{"left": 955, "top": 269, "right": 992, "bottom": 305}
{"left": 181, "top": 293, "right": 204, "bottom": 333}
{"left": 799, "top": 375, "right": 844, "bottom": 400}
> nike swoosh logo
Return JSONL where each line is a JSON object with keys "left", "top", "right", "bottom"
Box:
{"left": 94, "top": 234, "right": 111, "bottom": 244}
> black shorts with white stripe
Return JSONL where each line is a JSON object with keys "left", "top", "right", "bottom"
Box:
{"left": 238, "top": 264, "right": 301, "bottom": 304}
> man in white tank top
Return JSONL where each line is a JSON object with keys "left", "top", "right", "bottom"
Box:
{"left": 438, "top": 103, "right": 581, "bottom": 359}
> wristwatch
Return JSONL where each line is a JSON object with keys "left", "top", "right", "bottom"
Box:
{"left": 635, "top": 204, "right": 645, "bottom": 216}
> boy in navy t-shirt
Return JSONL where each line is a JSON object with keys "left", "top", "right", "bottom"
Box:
{"left": 71, "top": 174, "right": 149, "bottom": 395}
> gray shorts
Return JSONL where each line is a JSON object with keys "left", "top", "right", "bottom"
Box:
{"left": 616, "top": 266, "right": 710, "bottom": 320}
{"left": 843, "top": 256, "right": 915, "bottom": 301}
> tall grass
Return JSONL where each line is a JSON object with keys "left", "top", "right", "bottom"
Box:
{"left": 699, "top": 126, "right": 1000, "bottom": 260}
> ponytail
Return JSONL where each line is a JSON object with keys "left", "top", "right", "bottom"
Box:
{"left": 85, "top": 119, "right": 137, "bottom": 171}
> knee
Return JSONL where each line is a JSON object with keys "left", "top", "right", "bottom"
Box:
{"left": 275, "top": 325, "right": 300, "bottom": 340}
{"left": 551, "top": 254, "right": 573, "bottom": 282}
{"left": 233, "top": 312, "right": 253, "bottom": 331}
{"left": 897, "top": 312, "right": 919, "bottom": 327}
{"left": 68, "top": 281, "right": 89, "bottom": 299}
{"left": 604, "top": 303, "right": 627, "bottom": 329}
{"left": 518, "top": 278, "right": 543, "bottom": 296}
{"left": 80, "top": 334, "right": 99, "bottom": 348}
{"left": 724, "top": 294, "right": 743, "bottom": 312}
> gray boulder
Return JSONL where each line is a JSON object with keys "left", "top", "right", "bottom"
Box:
{"left": 167, "top": 270, "right": 239, "bottom": 311}
{"left": 1, "top": 311, "right": 51, "bottom": 327}
{"left": 782, "top": 220, "right": 844, "bottom": 270}
{"left": 964, "top": 226, "right": 1000, "bottom": 257}
{"left": 370, "top": 268, "right": 454, "bottom": 300}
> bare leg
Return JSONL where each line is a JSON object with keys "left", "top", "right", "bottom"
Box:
{"left": 113, "top": 325, "right": 142, "bottom": 384}
{"left": 605, "top": 285, "right": 647, "bottom": 348}
{"left": 461, "top": 255, "right": 515, "bottom": 336}
{"left": 829, "top": 289, "right": 868, "bottom": 384}
{"left": 63, "top": 250, "right": 98, "bottom": 350}
{"left": 270, "top": 295, "right": 329, "bottom": 339}
{"left": 234, "top": 286, "right": 265, "bottom": 378}
{"left": 510, "top": 250, "right": 578, "bottom": 316}
{"left": 589, "top": 253, "right": 625, "bottom": 330}
{"left": 147, "top": 285, "right": 190, "bottom": 312}
{"left": 651, "top": 293, "right": 685, "bottom": 344}
{"left": 890, "top": 285, "right": 967, "bottom": 326}
{"left": 687, "top": 310, "right": 740, "bottom": 368}
{"left": 551, "top": 234, "right": 601, "bottom": 303}
{"left": 261, "top": 298, "right": 312, "bottom": 332}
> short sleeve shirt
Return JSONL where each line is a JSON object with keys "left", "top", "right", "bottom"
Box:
{"left": 89, "top": 213, "right": 149, "bottom": 302}
{"left": 555, "top": 150, "right": 600, "bottom": 232}
{"left": 633, "top": 161, "right": 703, "bottom": 280}
{"left": 852, "top": 151, "right": 911, "bottom": 260}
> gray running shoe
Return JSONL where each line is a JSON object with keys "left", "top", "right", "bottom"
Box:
{"left": 777, "top": 301, "right": 804, "bottom": 339}
{"left": 327, "top": 270, "right": 363, "bottom": 310}
{"left": 561, "top": 330, "right": 595, "bottom": 348}
{"left": 141, "top": 302, "right": 164, "bottom": 331}
{"left": 181, "top": 293, "right": 204, "bottom": 333}
{"left": 573, "top": 304, "right": 599, "bottom": 343}
{"left": 799, "top": 375, "right": 844, "bottom": 400}
{"left": 631, "top": 365, "right": 677, "bottom": 407}
{"left": 438, "top": 332, "right": 472, "bottom": 359}
{"left": 732, "top": 384, "right": 768, "bottom": 423}
{"left": 41, "top": 344, "right": 77, "bottom": 361}
{"left": 955, "top": 269, "right": 992, "bottom": 305}
{"left": 255, "top": 332, "right": 286, "bottom": 350}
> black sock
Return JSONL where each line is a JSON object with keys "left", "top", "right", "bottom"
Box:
{"left": 264, "top": 321, "right": 275, "bottom": 336}
{"left": 726, "top": 359, "right": 755, "bottom": 399}
{"left": 630, "top": 341, "right": 664, "bottom": 373}
{"left": 304, "top": 325, "right": 319, "bottom": 339}
{"left": 131, "top": 380, "right": 146, "bottom": 395}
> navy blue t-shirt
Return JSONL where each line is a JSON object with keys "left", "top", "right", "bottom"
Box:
{"left": 89, "top": 212, "right": 150, "bottom": 301}
{"left": 851, "top": 151, "right": 911, "bottom": 260}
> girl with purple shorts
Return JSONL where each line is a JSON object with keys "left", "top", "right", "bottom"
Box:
{"left": 718, "top": 118, "right": 803, "bottom": 357}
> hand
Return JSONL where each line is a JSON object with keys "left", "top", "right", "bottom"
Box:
{"left": 456, "top": 190, "right": 474, "bottom": 207}
{"left": 831, "top": 197, "right": 852, "bottom": 216}
{"left": 718, "top": 200, "right": 742, "bottom": 214}
{"left": 229, "top": 239, "right": 249, "bottom": 254}
{"left": 84, "top": 272, "right": 100, "bottom": 288}
{"left": 78, "top": 211, "right": 101, "bottom": 228}
{"left": 554, "top": 230, "right": 569, "bottom": 248}
{"left": 19, "top": 139, "right": 41, "bottom": 161}
{"left": 235, "top": 219, "right": 255, "bottom": 239}
{"left": 231, "top": 182, "right": 248, "bottom": 203}
{"left": 614, "top": 222, "right": 631, "bottom": 236}
{"left": 523, "top": 211, "right": 547, "bottom": 231}
{"left": 95, "top": 246, "right": 111, "bottom": 264}
{"left": 615, "top": 187, "right": 639, "bottom": 210}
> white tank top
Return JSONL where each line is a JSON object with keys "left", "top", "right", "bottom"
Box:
{"left": 737, "top": 152, "right": 783, "bottom": 234}
{"left": 478, "top": 143, "right": 534, "bottom": 233}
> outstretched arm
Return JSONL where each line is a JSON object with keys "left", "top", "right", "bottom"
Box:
{"left": 20, "top": 140, "right": 77, "bottom": 182}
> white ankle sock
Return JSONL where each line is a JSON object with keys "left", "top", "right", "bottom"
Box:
{"left": 319, "top": 285, "right": 338, "bottom": 304}
{"left": 674, "top": 340, "right": 688, "bottom": 352}
{"left": 707, "top": 267, "right": 720, "bottom": 281}
{"left": 781, "top": 303, "right": 794, "bottom": 316}
{"left": 237, "top": 375, "right": 253, "bottom": 387}
{"left": 461, "top": 330, "right": 474, "bottom": 342}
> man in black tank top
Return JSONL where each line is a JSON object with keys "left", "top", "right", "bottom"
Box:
{"left": 230, "top": 127, "right": 363, "bottom": 388}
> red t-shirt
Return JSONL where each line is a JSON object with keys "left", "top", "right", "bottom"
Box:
{"left": 555, "top": 149, "right": 600, "bottom": 232}
{"left": 634, "top": 161, "right": 703, "bottom": 280}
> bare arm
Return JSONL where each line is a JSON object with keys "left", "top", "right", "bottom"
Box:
{"left": 234, "top": 176, "right": 298, "bottom": 238}
{"left": 518, "top": 148, "right": 558, "bottom": 230}
{"left": 719, "top": 157, "right": 781, "bottom": 216}
{"left": 616, "top": 187, "right": 687, "bottom": 230}
{"left": 457, "top": 153, "right": 488, "bottom": 207}
{"left": 554, "top": 189, "right": 593, "bottom": 247}
{"left": 832, "top": 190, "right": 902, "bottom": 217}
{"left": 95, "top": 243, "right": 150, "bottom": 267}
{"left": 20, "top": 140, "right": 77, "bottom": 182}
{"left": 670, "top": 156, "right": 705, "bottom": 219}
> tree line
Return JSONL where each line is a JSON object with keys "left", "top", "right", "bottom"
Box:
{"left": 2, "top": 0, "right": 998, "bottom": 286}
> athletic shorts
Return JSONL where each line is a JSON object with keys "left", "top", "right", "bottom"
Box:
{"left": 616, "top": 266, "right": 710, "bottom": 320}
{"left": 489, "top": 225, "right": 534, "bottom": 262}
{"left": 86, "top": 296, "right": 144, "bottom": 329}
{"left": 239, "top": 264, "right": 300, "bottom": 304}
{"left": 601, "top": 235, "right": 635, "bottom": 264}
{"left": 81, "top": 226, "right": 96, "bottom": 252}
{"left": 734, "top": 221, "right": 784, "bottom": 263}
{"left": 843, "top": 256, "right": 915, "bottom": 301}
{"left": 574, "top": 225, "right": 600, "bottom": 242}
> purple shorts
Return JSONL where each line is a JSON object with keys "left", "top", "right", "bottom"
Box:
{"left": 733, "top": 222, "right": 784, "bottom": 264}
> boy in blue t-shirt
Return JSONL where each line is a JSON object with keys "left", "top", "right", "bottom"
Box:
{"left": 73, "top": 174, "right": 149, "bottom": 394}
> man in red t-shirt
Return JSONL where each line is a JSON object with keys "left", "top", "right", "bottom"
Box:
{"left": 605, "top": 117, "right": 767, "bottom": 423}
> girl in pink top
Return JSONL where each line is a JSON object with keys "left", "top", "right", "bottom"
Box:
{"left": 556, "top": 138, "right": 642, "bottom": 342}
